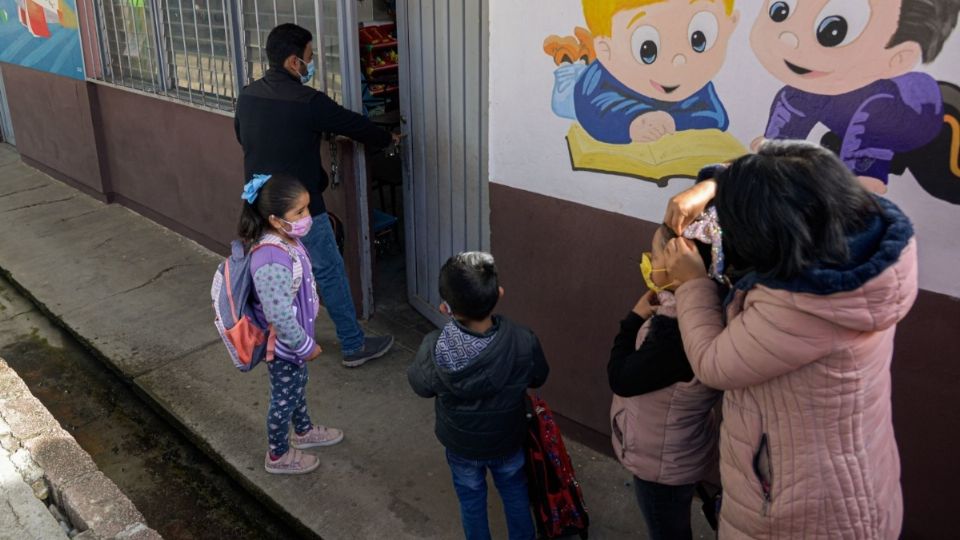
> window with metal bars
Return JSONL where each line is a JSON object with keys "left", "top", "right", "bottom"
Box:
{"left": 90, "top": 0, "right": 341, "bottom": 111}
{"left": 241, "top": 0, "right": 342, "bottom": 102}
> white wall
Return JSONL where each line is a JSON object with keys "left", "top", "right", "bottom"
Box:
{"left": 489, "top": 0, "right": 960, "bottom": 297}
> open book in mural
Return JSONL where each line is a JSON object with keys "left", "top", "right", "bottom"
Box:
{"left": 544, "top": 0, "right": 960, "bottom": 204}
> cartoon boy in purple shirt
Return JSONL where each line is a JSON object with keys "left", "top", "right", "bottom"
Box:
{"left": 751, "top": 0, "right": 959, "bottom": 193}
{"left": 574, "top": 0, "right": 740, "bottom": 144}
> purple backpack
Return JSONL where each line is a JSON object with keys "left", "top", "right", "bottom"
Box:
{"left": 210, "top": 237, "right": 302, "bottom": 371}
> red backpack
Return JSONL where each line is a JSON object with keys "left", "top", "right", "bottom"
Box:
{"left": 525, "top": 394, "right": 589, "bottom": 539}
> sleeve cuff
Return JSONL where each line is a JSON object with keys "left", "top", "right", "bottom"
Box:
{"left": 275, "top": 335, "right": 315, "bottom": 362}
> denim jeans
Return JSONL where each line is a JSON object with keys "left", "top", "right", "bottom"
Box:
{"left": 300, "top": 212, "right": 365, "bottom": 354}
{"left": 446, "top": 448, "right": 535, "bottom": 540}
{"left": 633, "top": 476, "right": 696, "bottom": 540}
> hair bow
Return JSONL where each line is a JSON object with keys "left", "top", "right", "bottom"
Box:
{"left": 682, "top": 206, "right": 725, "bottom": 281}
{"left": 241, "top": 174, "right": 272, "bottom": 204}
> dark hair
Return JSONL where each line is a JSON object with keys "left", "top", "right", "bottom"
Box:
{"left": 715, "top": 140, "right": 881, "bottom": 281}
{"left": 656, "top": 224, "right": 713, "bottom": 272}
{"left": 237, "top": 174, "right": 308, "bottom": 243}
{"left": 266, "top": 24, "right": 313, "bottom": 69}
{"left": 439, "top": 252, "right": 500, "bottom": 321}
{"left": 888, "top": 0, "right": 960, "bottom": 63}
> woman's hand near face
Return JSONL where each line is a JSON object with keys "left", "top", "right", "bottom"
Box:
{"left": 664, "top": 238, "right": 709, "bottom": 284}
{"left": 664, "top": 180, "right": 717, "bottom": 235}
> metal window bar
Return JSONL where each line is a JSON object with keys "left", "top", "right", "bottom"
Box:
{"left": 227, "top": 0, "right": 246, "bottom": 96}
{"left": 91, "top": 0, "right": 338, "bottom": 111}
{"left": 149, "top": 0, "right": 170, "bottom": 92}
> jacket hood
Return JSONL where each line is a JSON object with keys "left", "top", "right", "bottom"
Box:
{"left": 736, "top": 197, "right": 917, "bottom": 333}
{"left": 429, "top": 317, "right": 520, "bottom": 400}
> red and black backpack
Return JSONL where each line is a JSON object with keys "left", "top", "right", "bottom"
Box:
{"left": 524, "top": 394, "right": 589, "bottom": 539}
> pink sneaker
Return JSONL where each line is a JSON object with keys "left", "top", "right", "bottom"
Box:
{"left": 291, "top": 425, "right": 344, "bottom": 449}
{"left": 264, "top": 448, "right": 320, "bottom": 475}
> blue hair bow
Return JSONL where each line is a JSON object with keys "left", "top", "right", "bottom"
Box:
{"left": 241, "top": 174, "right": 272, "bottom": 204}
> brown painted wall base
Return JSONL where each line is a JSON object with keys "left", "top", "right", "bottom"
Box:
{"left": 490, "top": 182, "right": 960, "bottom": 539}
{"left": 0, "top": 67, "right": 366, "bottom": 313}
{"left": 0, "top": 64, "right": 104, "bottom": 194}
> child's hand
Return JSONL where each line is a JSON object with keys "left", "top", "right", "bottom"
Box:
{"left": 664, "top": 238, "right": 709, "bottom": 284}
{"left": 630, "top": 111, "right": 676, "bottom": 143}
{"left": 306, "top": 343, "right": 323, "bottom": 362}
{"left": 632, "top": 290, "right": 660, "bottom": 320}
{"left": 751, "top": 136, "right": 766, "bottom": 152}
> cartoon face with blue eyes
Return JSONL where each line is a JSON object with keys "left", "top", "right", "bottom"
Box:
{"left": 750, "top": 0, "right": 924, "bottom": 96}
{"left": 593, "top": 0, "right": 740, "bottom": 102}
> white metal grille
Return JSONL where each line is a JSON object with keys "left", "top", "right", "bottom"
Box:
{"left": 90, "top": 0, "right": 340, "bottom": 111}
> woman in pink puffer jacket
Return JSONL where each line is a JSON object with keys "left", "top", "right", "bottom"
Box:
{"left": 664, "top": 141, "right": 918, "bottom": 539}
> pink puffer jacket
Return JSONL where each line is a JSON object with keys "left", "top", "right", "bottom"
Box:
{"left": 610, "top": 298, "right": 722, "bottom": 486}
{"left": 675, "top": 205, "right": 917, "bottom": 539}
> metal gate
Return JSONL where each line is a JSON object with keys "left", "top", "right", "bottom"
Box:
{"left": 397, "top": 0, "right": 490, "bottom": 326}
{"left": 0, "top": 66, "right": 15, "bottom": 146}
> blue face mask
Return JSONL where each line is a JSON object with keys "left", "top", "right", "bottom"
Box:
{"left": 298, "top": 57, "right": 316, "bottom": 85}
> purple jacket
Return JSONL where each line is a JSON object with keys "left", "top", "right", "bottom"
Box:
{"left": 764, "top": 72, "right": 943, "bottom": 182}
{"left": 249, "top": 236, "right": 320, "bottom": 366}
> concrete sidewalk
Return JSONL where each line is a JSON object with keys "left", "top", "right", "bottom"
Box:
{"left": 0, "top": 445, "right": 68, "bottom": 540}
{"left": 0, "top": 144, "right": 712, "bottom": 539}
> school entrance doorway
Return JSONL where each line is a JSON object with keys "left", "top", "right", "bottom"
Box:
{"left": 333, "top": 0, "right": 490, "bottom": 326}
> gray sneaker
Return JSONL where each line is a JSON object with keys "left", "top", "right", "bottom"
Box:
{"left": 342, "top": 335, "right": 395, "bottom": 368}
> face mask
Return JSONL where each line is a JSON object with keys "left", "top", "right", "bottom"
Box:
{"left": 640, "top": 252, "right": 675, "bottom": 293}
{"left": 279, "top": 215, "right": 313, "bottom": 238}
{"left": 297, "top": 57, "right": 316, "bottom": 84}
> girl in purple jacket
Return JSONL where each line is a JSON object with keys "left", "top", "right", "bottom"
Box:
{"left": 239, "top": 174, "right": 344, "bottom": 475}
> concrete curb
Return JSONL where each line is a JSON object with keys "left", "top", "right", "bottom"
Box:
{"left": 0, "top": 357, "right": 162, "bottom": 540}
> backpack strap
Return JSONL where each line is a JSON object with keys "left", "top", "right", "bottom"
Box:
{"left": 249, "top": 235, "right": 305, "bottom": 364}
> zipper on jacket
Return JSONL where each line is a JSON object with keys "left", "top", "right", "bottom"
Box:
{"left": 612, "top": 414, "right": 627, "bottom": 459}
{"left": 752, "top": 433, "right": 773, "bottom": 517}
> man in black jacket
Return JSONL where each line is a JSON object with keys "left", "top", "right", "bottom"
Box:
{"left": 236, "top": 23, "right": 398, "bottom": 367}
{"left": 408, "top": 252, "right": 549, "bottom": 540}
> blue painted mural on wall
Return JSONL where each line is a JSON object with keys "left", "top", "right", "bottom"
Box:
{"left": 0, "top": 0, "right": 84, "bottom": 80}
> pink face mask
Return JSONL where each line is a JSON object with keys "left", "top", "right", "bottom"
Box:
{"left": 279, "top": 215, "right": 313, "bottom": 238}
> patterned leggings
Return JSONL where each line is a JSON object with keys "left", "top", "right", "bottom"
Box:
{"left": 267, "top": 360, "right": 312, "bottom": 456}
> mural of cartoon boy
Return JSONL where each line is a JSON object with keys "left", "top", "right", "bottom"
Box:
{"left": 574, "top": 0, "right": 739, "bottom": 144}
{"left": 752, "top": 0, "right": 960, "bottom": 193}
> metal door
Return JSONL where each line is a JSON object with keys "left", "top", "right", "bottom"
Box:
{"left": 0, "top": 66, "right": 15, "bottom": 146}
{"left": 397, "top": 0, "right": 490, "bottom": 326}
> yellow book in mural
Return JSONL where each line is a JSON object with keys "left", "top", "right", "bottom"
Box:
{"left": 566, "top": 124, "right": 748, "bottom": 185}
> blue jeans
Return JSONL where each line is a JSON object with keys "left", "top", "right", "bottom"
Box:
{"left": 300, "top": 212, "right": 365, "bottom": 354}
{"left": 446, "top": 448, "right": 535, "bottom": 540}
{"left": 633, "top": 477, "right": 696, "bottom": 540}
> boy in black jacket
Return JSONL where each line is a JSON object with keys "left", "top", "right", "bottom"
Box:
{"left": 408, "top": 252, "right": 549, "bottom": 540}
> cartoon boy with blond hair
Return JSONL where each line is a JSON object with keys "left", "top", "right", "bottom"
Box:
{"left": 574, "top": 0, "right": 740, "bottom": 144}
{"left": 752, "top": 0, "right": 960, "bottom": 194}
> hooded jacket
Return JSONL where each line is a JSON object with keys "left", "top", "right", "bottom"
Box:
{"left": 675, "top": 198, "right": 918, "bottom": 539}
{"left": 408, "top": 316, "right": 550, "bottom": 459}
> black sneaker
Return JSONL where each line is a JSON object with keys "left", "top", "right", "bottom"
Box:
{"left": 342, "top": 335, "right": 395, "bottom": 368}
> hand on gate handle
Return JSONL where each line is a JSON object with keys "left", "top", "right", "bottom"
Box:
{"left": 387, "top": 132, "right": 405, "bottom": 157}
